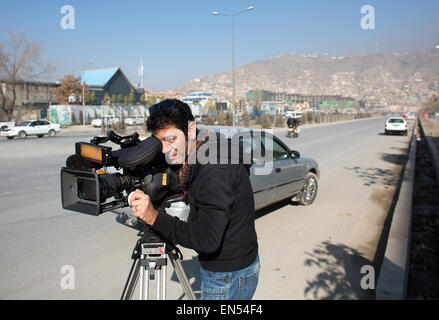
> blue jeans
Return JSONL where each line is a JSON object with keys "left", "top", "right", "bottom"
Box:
{"left": 200, "top": 255, "right": 260, "bottom": 300}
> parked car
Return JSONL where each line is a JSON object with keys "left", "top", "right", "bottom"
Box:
{"left": 91, "top": 119, "right": 102, "bottom": 127}
{"left": 0, "top": 121, "right": 15, "bottom": 131}
{"left": 1, "top": 120, "right": 61, "bottom": 139}
{"left": 384, "top": 117, "right": 408, "bottom": 136}
{"left": 199, "top": 126, "right": 320, "bottom": 209}
{"left": 124, "top": 117, "right": 146, "bottom": 126}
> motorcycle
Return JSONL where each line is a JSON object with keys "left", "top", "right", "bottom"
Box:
{"left": 287, "top": 125, "right": 301, "bottom": 138}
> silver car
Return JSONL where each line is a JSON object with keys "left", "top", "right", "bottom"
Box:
{"left": 200, "top": 126, "right": 320, "bottom": 210}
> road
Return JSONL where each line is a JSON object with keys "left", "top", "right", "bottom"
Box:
{"left": 0, "top": 117, "right": 413, "bottom": 299}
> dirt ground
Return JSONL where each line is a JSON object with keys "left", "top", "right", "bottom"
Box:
{"left": 407, "top": 117, "right": 439, "bottom": 299}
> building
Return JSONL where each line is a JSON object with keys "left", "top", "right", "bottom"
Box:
{"left": 181, "top": 92, "right": 213, "bottom": 116}
{"left": 246, "top": 89, "right": 361, "bottom": 110}
{"left": 0, "top": 79, "right": 59, "bottom": 121}
{"left": 75, "top": 67, "right": 143, "bottom": 104}
{"left": 1, "top": 67, "right": 145, "bottom": 122}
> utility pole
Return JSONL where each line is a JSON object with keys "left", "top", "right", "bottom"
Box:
{"left": 213, "top": 6, "right": 254, "bottom": 126}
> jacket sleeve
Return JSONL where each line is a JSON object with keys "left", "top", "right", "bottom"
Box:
{"left": 152, "top": 165, "right": 234, "bottom": 254}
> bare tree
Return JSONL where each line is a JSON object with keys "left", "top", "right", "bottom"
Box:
{"left": 0, "top": 30, "right": 53, "bottom": 121}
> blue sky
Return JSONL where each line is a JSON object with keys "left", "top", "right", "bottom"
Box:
{"left": 0, "top": 0, "right": 438, "bottom": 91}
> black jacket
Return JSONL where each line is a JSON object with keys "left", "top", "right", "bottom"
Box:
{"left": 152, "top": 141, "right": 258, "bottom": 272}
{"left": 287, "top": 117, "right": 298, "bottom": 127}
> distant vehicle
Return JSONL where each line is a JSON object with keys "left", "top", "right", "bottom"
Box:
{"left": 124, "top": 117, "right": 146, "bottom": 126}
{"left": 384, "top": 117, "right": 408, "bottom": 136}
{"left": 287, "top": 126, "right": 301, "bottom": 138}
{"left": 100, "top": 117, "right": 120, "bottom": 126}
{"left": 0, "top": 121, "right": 15, "bottom": 131}
{"left": 1, "top": 120, "right": 61, "bottom": 139}
{"left": 284, "top": 111, "right": 303, "bottom": 119}
{"left": 405, "top": 113, "right": 416, "bottom": 120}
{"left": 124, "top": 118, "right": 135, "bottom": 126}
{"left": 91, "top": 119, "right": 102, "bottom": 127}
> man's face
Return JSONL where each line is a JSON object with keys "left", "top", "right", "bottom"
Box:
{"left": 153, "top": 125, "right": 188, "bottom": 165}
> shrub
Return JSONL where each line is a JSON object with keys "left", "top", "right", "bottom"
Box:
{"left": 261, "top": 114, "right": 272, "bottom": 129}
{"left": 242, "top": 109, "right": 250, "bottom": 127}
{"left": 300, "top": 113, "right": 307, "bottom": 125}
{"left": 275, "top": 114, "right": 284, "bottom": 127}
{"left": 226, "top": 109, "right": 233, "bottom": 126}
{"left": 217, "top": 112, "right": 226, "bottom": 125}
{"left": 306, "top": 111, "right": 315, "bottom": 123}
{"left": 205, "top": 116, "right": 215, "bottom": 125}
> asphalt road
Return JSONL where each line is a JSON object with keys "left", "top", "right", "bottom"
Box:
{"left": 0, "top": 117, "right": 413, "bottom": 299}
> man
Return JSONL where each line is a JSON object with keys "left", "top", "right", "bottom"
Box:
{"left": 130, "top": 99, "right": 259, "bottom": 300}
{"left": 287, "top": 116, "right": 299, "bottom": 137}
{"left": 287, "top": 116, "right": 299, "bottom": 129}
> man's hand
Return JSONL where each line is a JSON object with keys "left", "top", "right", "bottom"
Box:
{"left": 130, "top": 189, "right": 158, "bottom": 225}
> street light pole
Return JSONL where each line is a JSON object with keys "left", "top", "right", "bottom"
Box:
{"left": 232, "top": 15, "right": 235, "bottom": 126}
{"left": 81, "top": 60, "right": 94, "bottom": 126}
{"left": 213, "top": 6, "right": 254, "bottom": 127}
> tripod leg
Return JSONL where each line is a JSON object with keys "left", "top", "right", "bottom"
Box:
{"left": 139, "top": 262, "right": 144, "bottom": 300}
{"left": 157, "top": 269, "right": 161, "bottom": 299}
{"left": 169, "top": 254, "right": 196, "bottom": 300}
{"left": 162, "top": 264, "right": 167, "bottom": 300}
{"left": 121, "top": 258, "right": 140, "bottom": 300}
{"left": 139, "top": 264, "right": 151, "bottom": 300}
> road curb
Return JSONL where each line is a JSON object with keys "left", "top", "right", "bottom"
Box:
{"left": 376, "top": 121, "right": 417, "bottom": 300}
{"left": 418, "top": 118, "right": 439, "bottom": 193}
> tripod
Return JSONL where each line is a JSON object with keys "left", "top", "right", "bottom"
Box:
{"left": 120, "top": 225, "right": 196, "bottom": 300}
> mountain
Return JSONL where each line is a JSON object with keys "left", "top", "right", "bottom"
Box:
{"left": 173, "top": 49, "right": 439, "bottom": 107}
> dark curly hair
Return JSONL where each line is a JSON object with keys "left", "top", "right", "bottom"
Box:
{"left": 146, "top": 99, "right": 194, "bottom": 137}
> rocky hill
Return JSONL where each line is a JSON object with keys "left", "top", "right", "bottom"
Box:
{"left": 173, "top": 49, "right": 439, "bottom": 107}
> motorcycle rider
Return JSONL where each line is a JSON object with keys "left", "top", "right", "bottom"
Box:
{"left": 287, "top": 116, "right": 299, "bottom": 137}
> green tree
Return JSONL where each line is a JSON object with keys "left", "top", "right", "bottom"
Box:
{"left": 86, "top": 91, "right": 96, "bottom": 105}
{"left": 101, "top": 93, "right": 110, "bottom": 105}
{"left": 205, "top": 98, "right": 216, "bottom": 114}
{"left": 123, "top": 95, "right": 129, "bottom": 107}
{"left": 140, "top": 94, "right": 146, "bottom": 106}
{"left": 116, "top": 94, "right": 123, "bottom": 105}
{"left": 128, "top": 91, "right": 135, "bottom": 106}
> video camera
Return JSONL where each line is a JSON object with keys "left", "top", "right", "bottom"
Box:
{"left": 60, "top": 130, "right": 182, "bottom": 216}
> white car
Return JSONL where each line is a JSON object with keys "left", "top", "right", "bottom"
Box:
{"left": 405, "top": 113, "right": 416, "bottom": 120}
{"left": 284, "top": 111, "right": 303, "bottom": 119}
{"left": 91, "top": 119, "right": 102, "bottom": 127}
{"left": 384, "top": 117, "right": 408, "bottom": 136}
{"left": 1, "top": 120, "right": 61, "bottom": 139}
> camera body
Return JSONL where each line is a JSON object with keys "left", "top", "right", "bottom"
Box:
{"left": 60, "top": 131, "right": 184, "bottom": 218}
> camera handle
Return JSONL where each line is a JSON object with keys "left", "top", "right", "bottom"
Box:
{"left": 90, "top": 130, "right": 140, "bottom": 148}
{"left": 120, "top": 225, "right": 196, "bottom": 300}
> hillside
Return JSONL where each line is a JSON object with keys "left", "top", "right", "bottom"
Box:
{"left": 173, "top": 49, "right": 439, "bottom": 107}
